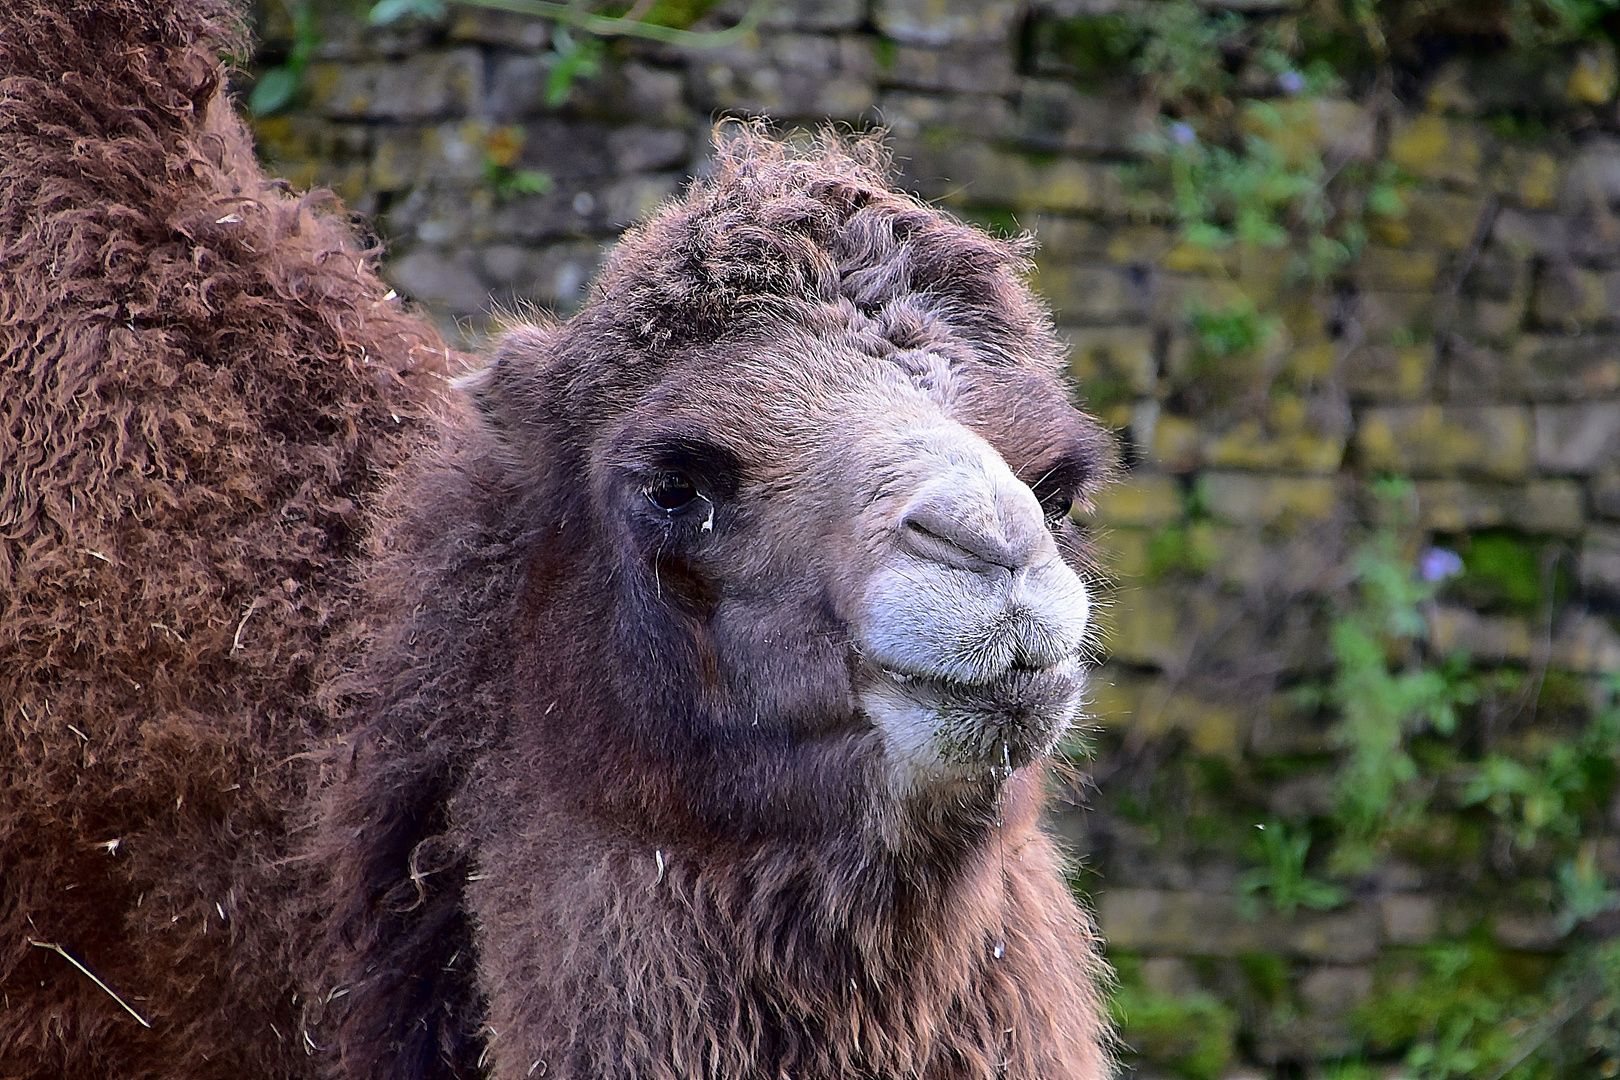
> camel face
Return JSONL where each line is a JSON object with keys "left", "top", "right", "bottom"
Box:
{"left": 586, "top": 315, "right": 1101, "bottom": 797}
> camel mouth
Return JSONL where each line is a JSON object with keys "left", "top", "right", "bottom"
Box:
{"left": 859, "top": 657, "right": 1086, "bottom": 779}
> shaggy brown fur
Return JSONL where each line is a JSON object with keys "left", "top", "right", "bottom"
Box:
{"left": 0, "top": 1, "right": 446, "bottom": 1076}
{"left": 314, "top": 131, "right": 1117, "bottom": 1079}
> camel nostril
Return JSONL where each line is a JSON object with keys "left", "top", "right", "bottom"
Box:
{"left": 901, "top": 514, "right": 1018, "bottom": 572}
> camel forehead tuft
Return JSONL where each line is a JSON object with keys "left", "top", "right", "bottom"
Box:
{"left": 587, "top": 126, "right": 1044, "bottom": 358}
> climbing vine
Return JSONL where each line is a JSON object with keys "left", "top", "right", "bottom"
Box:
{"left": 1075, "top": 3, "right": 1620, "bottom": 1076}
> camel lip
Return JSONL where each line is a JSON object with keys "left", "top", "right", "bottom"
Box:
{"left": 871, "top": 654, "right": 1085, "bottom": 696}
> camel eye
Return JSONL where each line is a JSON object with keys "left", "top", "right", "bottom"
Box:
{"left": 1040, "top": 494, "right": 1074, "bottom": 528}
{"left": 644, "top": 471, "right": 698, "bottom": 513}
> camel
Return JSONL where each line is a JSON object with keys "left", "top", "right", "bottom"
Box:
{"left": 1, "top": 1, "right": 1118, "bottom": 1077}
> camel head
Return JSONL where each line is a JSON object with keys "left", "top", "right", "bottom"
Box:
{"left": 460, "top": 131, "right": 1114, "bottom": 838}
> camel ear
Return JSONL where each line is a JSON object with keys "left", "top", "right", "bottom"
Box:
{"left": 452, "top": 325, "right": 556, "bottom": 448}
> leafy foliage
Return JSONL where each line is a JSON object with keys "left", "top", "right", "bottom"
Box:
{"left": 1237, "top": 820, "right": 1347, "bottom": 916}
{"left": 250, "top": 1, "right": 318, "bottom": 116}
{"left": 1110, "top": 955, "right": 1239, "bottom": 1080}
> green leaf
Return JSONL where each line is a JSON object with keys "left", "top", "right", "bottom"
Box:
{"left": 507, "top": 169, "right": 554, "bottom": 195}
{"left": 369, "top": 0, "right": 444, "bottom": 26}
{"left": 249, "top": 66, "right": 300, "bottom": 117}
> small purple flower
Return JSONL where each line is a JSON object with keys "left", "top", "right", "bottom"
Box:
{"left": 1169, "top": 122, "right": 1196, "bottom": 146}
{"left": 1278, "top": 70, "right": 1306, "bottom": 95}
{"left": 1419, "top": 547, "right": 1465, "bottom": 583}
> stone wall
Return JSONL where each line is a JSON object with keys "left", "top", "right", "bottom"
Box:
{"left": 250, "top": 2, "right": 1620, "bottom": 1074}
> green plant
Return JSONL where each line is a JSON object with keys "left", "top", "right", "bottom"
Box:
{"left": 1189, "top": 297, "right": 1280, "bottom": 365}
{"left": 1237, "top": 820, "right": 1347, "bottom": 916}
{"left": 369, "top": 0, "right": 755, "bottom": 46}
{"left": 1147, "top": 521, "right": 1218, "bottom": 580}
{"left": 1450, "top": 531, "right": 1550, "bottom": 614}
{"left": 250, "top": 0, "right": 318, "bottom": 116}
{"left": 544, "top": 26, "right": 604, "bottom": 106}
{"left": 1109, "top": 956, "right": 1238, "bottom": 1080}
{"left": 1353, "top": 939, "right": 1532, "bottom": 1079}
{"left": 480, "top": 126, "right": 555, "bottom": 199}
{"left": 1310, "top": 479, "right": 1480, "bottom": 871}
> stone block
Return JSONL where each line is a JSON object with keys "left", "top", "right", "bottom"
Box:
{"left": 1205, "top": 418, "right": 1347, "bottom": 475}
{"left": 486, "top": 54, "right": 547, "bottom": 121}
{"left": 1431, "top": 607, "right": 1620, "bottom": 673}
{"left": 1412, "top": 480, "right": 1585, "bottom": 535}
{"left": 387, "top": 246, "right": 490, "bottom": 316}
{"left": 1345, "top": 289, "right": 1432, "bottom": 342}
{"left": 1461, "top": 297, "right": 1527, "bottom": 344}
{"left": 1150, "top": 414, "right": 1204, "bottom": 473}
{"left": 1354, "top": 245, "right": 1440, "bottom": 291}
{"left": 1580, "top": 527, "right": 1620, "bottom": 599}
{"left": 1243, "top": 97, "right": 1374, "bottom": 166}
{"left": 598, "top": 174, "right": 683, "bottom": 229}
{"left": 877, "top": 91, "right": 1018, "bottom": 140}
{"left": 1129, "top": 683, "right": 1246, "bottom": 756}
{"left": 1102, "top": 588, "right": 1189, "bottom": 668}
{"left": 1493, "top": 911, "right": 1563, "bottom": 951}
{"left": 617, "top": 63, "right": 692, "bottom": 128}
{"left": 1551, "top": 612, "right": 1620, "bottom": 672}
{"left": 1082, "top": 667, "right": 1148, "bottom": 727}
{"left": 1034, "top": 263, "right": 1147, "bottom": 324}
{"left": 605, "top": 126, "right": 690, "bottom": 174}
{"left": 1199, "top": 472, "right": 1339, "bottom": 527}
{"left": 1536, "top": 403, "right": 1620, "bottom": 474}
{"left": 1512, "top": 336, "right": 1620, "bottom": 401}
{"left": 760, "top": 0, "right": 865, "bottom": 30}
{"left": 1433, "top": 339, "right": 1529, "bottom": 404}
{"left": 1212, "top": 527, "right": 1337, "bottom": 592}
{"left": 419, "top": 121, "right": 499, "bottom": 184}
{"left": 1379, "top": 894, "right": 1439, "bottom": 945}
{"left": 696, "top": 57, "right": 875, "bottom": 120}
{"left": 1593, "top": 468, "right": 1620, "bottom": 519}
{"left": 1098, "top": 527, "right": 1152, "bottom": 579}
{"left": 1372, "top": 189, "right": 1484, "bottom": 249}
{"left": 1265, "top": 771, "right": 1336, "bottom": 818}
{"left": 1141, "top": 957, "right": 1201, "bottom": 998}
{"left": 1388, "top": 115, "right": 1487, "bottom": 189}
{"left": 250, "top": 115, "right": 372, "bottom": 166}
{"left": 1429, "top": 607, "right": 1536, "bottom": 664}
{"left": 1151, "top": 275, "right": 1252, "bottom": 325}
{"left": 1098, "top": 889, "right": 1379, "bottom": 963}
{"left": 910, "top": 143, "right": 1125, "bottom": 214}
{"left": 1532, "top": 265, "right": 1620, "bottom": 330}
{"left": 1357, "top": 405, "right": 1533, "bottom": 480}
{"left": 882, "top": 42, "right": 1017, "bottom": 95}
{"left": 1299, "top": 966, "right": 1374, "bottom": 1017}
{"left": 480, "top": 240, "right": 607, "bottom": 310}
{"left": 1493, "top": 208, "right": 1571, "bottom": 261}
{"left": 872, "top": 0, "right": 1021, "bottom": 46}
{"left": 447, "top": 8, "right": 550, "bottom": 47}
{"left": 306, "top": 49, "right": 481, "bottom": 121}
{"left": 1491, "top": 146, "right": 1563, "bottom": 210}
{"left": 1066, "top": 326, "right": 1158, "bottom": 397}
{"left": 1342, "top": 343, "right": 1431, "bottom": 403}
{"left": 1562, "top": 136, "right": 1620, "bottom": 206}
{"left": 477, "top": 186, "right": 597, "bottom": 244}
{"left": 1017, "top": 81, "right": 1156, "bottom": 155}
{"left": 1285, "top": 340, "right": 1337, "bottom": 385}
{"left": 1088, "top": 473, "right": 1183, "bottom": 527}
{"left": 1463, "top": 246, "right": 1530, "bottom": 304}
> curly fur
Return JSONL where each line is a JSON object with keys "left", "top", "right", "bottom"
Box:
{"left": 0, "top": 1, "right": 446, "bottom": 1076}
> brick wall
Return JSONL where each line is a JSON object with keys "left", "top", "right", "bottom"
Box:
{"left": 251, "top": 1, "right": 1620, "bottom": 1073}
